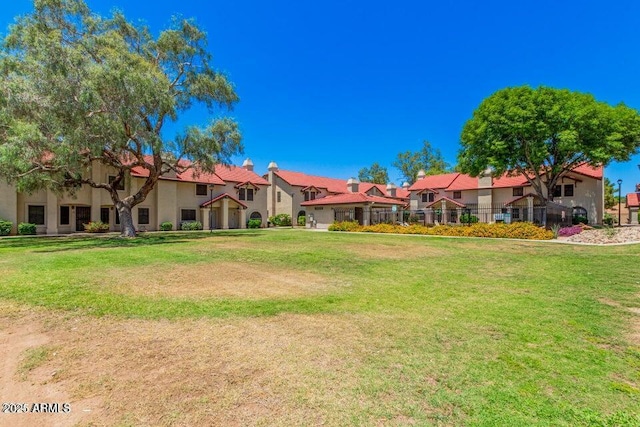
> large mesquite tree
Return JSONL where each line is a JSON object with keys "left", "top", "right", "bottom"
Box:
{"left": 458, "top": 86, "right": 640, "bottom": 202}
{"left": 0, "top": 0, "right": 242, "bottom": 236}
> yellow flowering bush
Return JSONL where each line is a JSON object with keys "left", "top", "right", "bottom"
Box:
{"left": 329, "top": 221, "right": 553, "bottom": 240}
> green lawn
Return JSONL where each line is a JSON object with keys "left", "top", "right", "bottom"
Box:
{"left": 0, "top": 230, "right": 639, "bottom": 425}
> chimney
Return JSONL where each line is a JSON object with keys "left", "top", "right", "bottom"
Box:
{"left": 242, "top": 158, "right": 254, "bottom": 171}
{"left": 417, "top": 169, "right": 426, "bottom": 180}
{"left": 386, "top": 183, "right": 397, "bottom": 198}
{"left": 402, "top": 182, "right": 410, "bottom": 190}
{"left": 267, "top": 161, "right": 279, "bottom": 172}
{"left": 478, "top": 167, "right": 493, "bottom": 188}
{"left": 347, "top": 177, "right": 360, "bottom": 193}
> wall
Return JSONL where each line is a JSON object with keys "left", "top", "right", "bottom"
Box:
{"left": 0, "top": 182, "right": 18, "bottom": 234}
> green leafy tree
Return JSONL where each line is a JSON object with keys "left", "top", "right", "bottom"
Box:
{"left": 459, "top": 86, "right": 640, "bottom": 202}
{"left": 0, "top": 0, "right": 242, "bottom": 237}
{"left": 393, "top": 140, "right": 450, "bottom": 184}
{"left": 604, "top": 178, "right": 616, "bottom": 209}
{"left": 358, "top": 162, "right": 389, "bottom": 184}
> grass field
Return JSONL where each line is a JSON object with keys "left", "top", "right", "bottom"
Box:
{"left": 0, "top": 229, "right": 638, "bottom": 426}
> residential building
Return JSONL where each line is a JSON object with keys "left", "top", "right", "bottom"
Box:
{"left": 408, "top": 164, "right": 604, "bottom": 225}
{"left": 0, "top": 158, "right": 268, "bottom": 235}
{"left": 265, "top": 162, "right": 409, "bottom": 228}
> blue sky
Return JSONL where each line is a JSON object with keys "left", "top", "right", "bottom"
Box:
{"left": 2, "top": 0, "right": 640, "bottom": 195}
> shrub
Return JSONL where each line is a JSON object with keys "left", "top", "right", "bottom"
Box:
{"left": 551, "top": 223, "right": 561, "bottom": 239}
{"left": 181, "top": 221, "right": 203, "bottom": 231}
{"left": 460, "top": 213, "right": 479, "bottom": 224}
{"left": 572, "top": 215, "right": 588, "bottom": 225}
{"left": 407, "top": 214, "right": 422, "bottom": 224}
{"left": 160, "top": 221, "right": 173, "bottom": 231}
{"left": 329, "top": 221, "right": 553, "bottom": 240}
{"left": 603, "top": 213, "right": 615, "bottom": 226}
{"left": 18, "top": 222, "right": 37, "bottom": 235}
{"left": 298, "top": 215, "right": 306, "bottom": 226}
{"left": 328, "top": 221, "right": 361, "bottom": 232}
{"left": 0, "top": 219, "right": 12, "bottom": 236}
{"left": 247, "top": 219, "right": 261, "bottom": 229}
{"left": 84, "top": 221, "right": 109, "bottom": 233}
{"left": 557, "top": 225, "right": 583, "bottom": 237}
{"left": 269, "top": 213, "right": 292, "bottom": 226}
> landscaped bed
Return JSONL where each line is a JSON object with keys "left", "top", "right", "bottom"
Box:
{"left": 329, "top": 221, "right": 554, "bottom": 240}
{"left": 0, "top": 230, "right": 638, "bottom": 426}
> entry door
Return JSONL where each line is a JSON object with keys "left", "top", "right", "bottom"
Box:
{"left": 76, "top": 206, "right": 91, "bottom": 231}
{"left": 355, "top": 207, "right": 364, "bottom": 225}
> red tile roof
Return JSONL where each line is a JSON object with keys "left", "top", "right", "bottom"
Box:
{"left": 131, "top": 164, "right": 226, "bottom": 185}
{"left": 424, "top": 196, "right": 466, "bottom": 208}
{"left": 408, "top": 173, "right": 460, "bottom": 192}
{"left": 300, "top": 193, "right": 405, "bottom": 206}
{"left": 274, "top": 170, "right": 347, "bottom": 193}
{"left": 446, "top": 174, "right": 478, "bottom": 191}
{"left": 214, "top": 164, "right": 269, "bottom": 185}
{"left": 360, "top": 183, "right": 410, "bottom": 200}
{"left": 571, "top": 163, "right": 603, "bottom": 179}
{"left": 504, "top": 193, "right": 544, "bottom": 206}
{"left": 627, "top": 193, "right": 640, "bottom": 208}
{"left": 129, "top": 156, "right": 267, "bottom": 186}
{"left": 491, "top": 173, "right": 530, "bottom": 189}
{"left": 200, "top": 193, "right": 247, "bottom": 208}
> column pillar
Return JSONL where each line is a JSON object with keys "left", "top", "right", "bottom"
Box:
{"left": 441, "top": 200, "right": 447, "bottom": 224}
{"left": 46, "top": 191, "right": 59, "bottom": 235}
{"left": 239, "top": 208, "right": 246, "bottom": 229}
{"left": 201, "top": 208, "right": 211, "bottom": 230}
{"left": 527, "top": 196, "right": 534, "bottom": 222}
{"left": 456, "top": 208, "right": 462, "bottom": 224}
{"left": 221, "top": 197, "right": 229, "bottom": 229}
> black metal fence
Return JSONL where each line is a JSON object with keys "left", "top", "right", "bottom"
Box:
{"left": 404, "top": 201, "right": 572, "bottom": 228}
{"left": 334, "top": 202, "right": 573, "bottom": 228}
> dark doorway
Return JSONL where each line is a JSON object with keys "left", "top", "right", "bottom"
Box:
{"left": 76, "top": 206, "right": 91, "bottom": 231}
{"left": 355, "top": 207, "right": 364, "bottom": 225}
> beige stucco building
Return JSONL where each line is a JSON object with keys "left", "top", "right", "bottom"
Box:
{"left": 407, "top": 164, "right": 604, "bottom": 225}
{"left": 0, "top": 158, "right": 268, "bottom": 235}
{"left": 265, "top": 162, "right": 409, "bottom": 228}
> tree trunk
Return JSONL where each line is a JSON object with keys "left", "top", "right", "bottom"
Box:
{"left": 116, "top": 202, "right": 137, "bottom": 237}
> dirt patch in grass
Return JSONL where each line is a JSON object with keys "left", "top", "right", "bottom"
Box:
{"left": 599, "top": 298, "right": 640, "bottom": 346}
{"left": 0, "top": 308, "right": 101, "bottom": 427}
{"left": 94, "top": 261, "right": 344, "bottom": 300}
{"left": 0, "top": 305, "right": 393, "bottom": 426}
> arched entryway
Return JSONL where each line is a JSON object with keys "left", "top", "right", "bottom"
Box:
{"left": 572, "top": 206, "right": 588, "bottom": 224}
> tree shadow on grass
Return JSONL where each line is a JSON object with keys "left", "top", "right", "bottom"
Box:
{"left": 0, "top": 230, "right": 264, "bottom": 253}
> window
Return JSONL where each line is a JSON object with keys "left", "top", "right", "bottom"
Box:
{"left": 138, "top": 208, "right": 150, "bottom": 225}
{"left": 304, "top": 191, "right": 317, "bottom": 201}
{"left": 60, "top": 206, "right": 70, "bottom": 225}
{"left": 564, "top": 184, "right": 574, "bottom": 197}
{"left": 277, "top": 191, "right": 281, "bottom": 203}
{"left": 421, "top": 192, "right": 434, "bottom": 203}
{"left": 239, "top": 188, "right": 254, "bottom": 201}
{"left": 196, "top": 184, "right": 208, "bottom": 196}
{"left": 181, "top": 209, "right": 196, "bottom": 222}
{"left": 553, "top": 185, "right": 562, "bottom": 198}
{"left": 28, "top": 205, "right": 45, "bottom": 225}
{"left": 453, "top": 191, "right": 462, "bottom": 199}
{"left": 315, "top": 207, "right": 323, "bottom": 210}
{"left": 512, "top": 208, "right": 520, "bottom": 220}
{"left": 100, "top": 207, "right": 110, "bottom": 224}
{"left": 250, "top": 211, "right": 262, "bottom": 221}
{"left": 512, "top": 187, "right": 524, "bottom": 197}
{"left": 108, "top": 175, "right": 125, "bottom": 191}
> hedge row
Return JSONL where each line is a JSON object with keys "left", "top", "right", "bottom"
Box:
{"left": 329, "top": 221, "right": 554, "bottom": 240}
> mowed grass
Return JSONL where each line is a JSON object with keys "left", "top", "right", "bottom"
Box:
{"left": 0, "top": 229, "right": 639, "bottom": 425}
